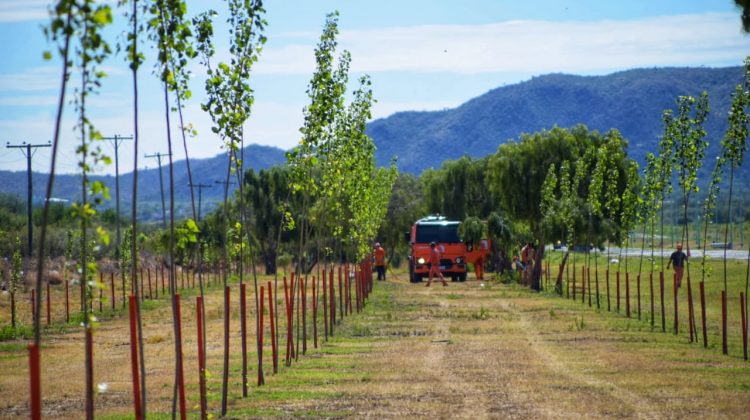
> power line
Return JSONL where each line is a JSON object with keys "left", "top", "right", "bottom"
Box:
{"left": 102, "top": 134, "right": 133, "bottom": 260}
{"left": 145, "top": 152, "right": 172, "bottom": 228}
{"left": 188, "top": 182, "right": 213, "bottom": 222}
{"left": 5, "top": 141, "right": 51, "bottom": 257}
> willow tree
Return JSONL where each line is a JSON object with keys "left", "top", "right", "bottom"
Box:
{"left": 487, "top": 125, "right": 598, "bottom": 291}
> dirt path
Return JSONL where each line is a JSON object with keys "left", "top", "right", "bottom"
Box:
{"left": 1, "top": 273, "right": 749, "bottom": 418}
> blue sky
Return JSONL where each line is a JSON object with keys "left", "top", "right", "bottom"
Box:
{"left": 0, "top": 0, "right": 748, "bottom": 174}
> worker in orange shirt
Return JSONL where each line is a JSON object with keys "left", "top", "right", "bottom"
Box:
{"left": 373, "top": 242, "right": 386, "bottom": 281}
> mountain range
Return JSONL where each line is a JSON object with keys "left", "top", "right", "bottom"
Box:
{"left": 0, "top": 65, "right": 747, "bottom": 220}
{"left": 369, "top": 66, "right": 746, "bottom": 176}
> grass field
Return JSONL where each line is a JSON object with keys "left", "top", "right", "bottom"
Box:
{"left": 1, "top": 260, "right": 749, "bottom": 418}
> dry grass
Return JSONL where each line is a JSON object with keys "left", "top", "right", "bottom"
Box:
{"left": 1, "top": 266, "right": 749, "bottom": 418}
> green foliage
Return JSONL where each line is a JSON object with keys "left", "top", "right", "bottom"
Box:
{"left": 459, "top": 216, "right": 484, "bottom": 244}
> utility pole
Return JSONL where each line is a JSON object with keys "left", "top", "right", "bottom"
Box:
{"left": 188, "top": 183, "right": 213, "bottom": 222}
{"left": 145, "top": 152, "right": 171, "bottom": 228}
{"left": 103, "top": 134, "right": 133, "bottom": 260}
{"left": 6, "top": 141, "right": 51, "bottom": 257}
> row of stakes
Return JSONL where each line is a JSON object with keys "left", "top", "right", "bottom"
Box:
{"left": 24, "top": 259, "right": 376, "bottom": 420}
{"left": 542, "top": 259, "right": 749, "bottom": 360}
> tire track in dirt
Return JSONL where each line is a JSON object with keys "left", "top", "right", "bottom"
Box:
{"left": 500, "top": 300, "right": 658, "bottom": 419}
{"left": 421, "top": 302, "right": 492, "bottom": 419}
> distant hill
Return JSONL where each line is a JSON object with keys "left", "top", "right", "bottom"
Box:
{"left": 0, "top": 144, "right": 287, "bottom": 221}
{"left": 368, "top": 66, "right": 746, "bottom": 176}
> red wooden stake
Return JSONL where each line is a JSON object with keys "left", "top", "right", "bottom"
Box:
{"left": 267, "top": 281, "right": 278, "bottom": 373}
{"left": 700, "top": 282, "right": 707, "bottom": 348}
{"left": 687, "top": 277, "right": 695, "bottom": 343}
{"left": 673, "top": 272, "right": 679, "bottom": 335}
{"left": 721, "top": 290, "right": 728, "bottom": 355}
{"left": 128, "top": 296, "right": 143, "bottom": 420}
{"left": 176, "top": 294, "right": 187, "bottom": 420}
{"left": 85, "top": 326, "right": 94, "bottom": 420}
{"left": 636, "top": 274, "right": 641, "bottom": 320}
{"left": 339, "top": 266, "right": 344, "bottom": 319}
{"left": 625, "top": 272, "right": 630, "bottom": 317}
{"left": 606, "top": 269, "right": 611, "bottom": 311}
{"left": 121, "top": 272, "right": 126, "bottom": 309}
{"left": 660, "top": 271, "right": 666, "bottom": 332}
{"left": 65, "top": 274, "right": 70, "bottom": 323}
{"left": 302, "top": 276, "right": 307, "bottom": 354}
{"left": 259, "top": 286, "right": 265, "bottom": 386}
{"left": 312, "top": 276, "right": 318, "bottom": 349}
{"left": 140, "top": 268, "right": 145, "bottom": 302}
{"left": 240, "top": 283, "right": 248, "bottom": 397}
{"left": 329, "top": 267, "right": 335, "bottom": 333}
{"left": 147, "top": 268, "right": 152, "bottom": 299}
{"left": 110, "top": 273, "right": 115, "bottom": 312}
{"left": 46, "top": 281, "right": 51, "bottom": 325}
{"left": 283, "top": 276, "right": 292, "bottom": 366}
{"left": 28, "top": 343, "right": 41, "bottom": 420}
{"left": 322, "top": 269, "right": 328, "bottom": 339}
{"left": 616, "top": 271, "right": 621, "bottom": 313}
{"left": 196, "top": 296, "right": 207, "bottom": 420}
{"left": 290, "top": 273, "right": 296, "bottom": 360}
{"left": 741, "top": 292, "right": 747, "bottom": 361}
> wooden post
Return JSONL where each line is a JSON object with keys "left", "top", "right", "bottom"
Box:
{"left": 741, "top": 292, "right": 747, "bottom": 361}
{"left": 649, "top": 272, "right": 654, "bottom": 327}
{"left": 46, "top": 281, "right": 51, "bottom": 325}
{"left": 595, "top": 268, "right": 600, "bottom": 309}
{"left": 700, "top": 282, "right": 707, "bottom": 348}
{"left": 128, "top": 296, "right": 142, "bottom": 420}
{"left": 606, "top": 269, "right": 611, "bottom": 311}
{"left": 312, "top": 276, "right": 318, "bottom": 349}
{"left": 625, "top": 272, "right": 630, "bottom": 318}
{"left": 29, "top": 343, "right": 41, "bottom": 420}
{"left": 660, "top": 271, "right": 665, "bottom": 333}
{"left": 65, "top": 274, "right": 70, "bottom": 323}
{"left": 722, "top": 290, "right": 728, "bottom": 355}
{"left": 258, "top": 286, "right": 265, "bottom": 386}
{"left": 240, "top": 283, "right": 248, "bottom": 397}
{"left": 110, "top": 273, "right": 115, "bottom": 312}
{"left": 637, "top": 274, "right": 641, "bottom": 320}
{"left": 330, "top": 267, "right": 335, "bottom": 333}
{"left": 175, "top": 294, "right": 186, "bottom": 420}
{"left": 196, "top": 296, "right": 207, "bottom": 420}
{"left": 302, "top": 276, "right": 307, "bottom": 354}
{"left": 673, "top": 272, "right": 679, "bottom": 335}
{"left": 322, "top": 269, "right": 328, "bottom": 339}
{"left": 267, "top": 281, "right": 278, "bottom": 373}
{"left": 687, "top": 277, "right": 695, "bottom": 343}
{"left": 616, "top": 271, "right": 620, "bottom": 313}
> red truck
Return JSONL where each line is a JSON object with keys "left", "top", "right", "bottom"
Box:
{"left": 406, "top": 215, "right": 491, "bottom": 283}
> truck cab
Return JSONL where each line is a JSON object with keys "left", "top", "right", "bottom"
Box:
{"left": 407, "top": 215, "right": 467, "bottom": 283}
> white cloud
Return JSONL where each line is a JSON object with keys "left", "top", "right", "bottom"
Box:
{"left": 256, "top": 12, "right": 747, "bottom": 76}
{"left": 0, "top": 0, "right": 48, "bottom": 23}
{"left": 0, "top": 67, "right": 60, "bottom": 92}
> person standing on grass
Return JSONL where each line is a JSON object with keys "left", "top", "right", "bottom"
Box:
{"left": 426, "top": 241, "right": 447, "bottom": 287}
{"left": 373, "top": 242, "right": 386, "bottom": 281}
{"left": 666, "top": 243, "right": 687, "bottom": 288}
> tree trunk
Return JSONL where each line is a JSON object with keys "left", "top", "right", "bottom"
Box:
{"left": 532, "top": 240, "right": 545, "bottom": 291}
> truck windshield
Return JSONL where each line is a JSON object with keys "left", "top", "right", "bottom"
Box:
{"left": 416, "top": 224, "right": 460, "bottom": 243}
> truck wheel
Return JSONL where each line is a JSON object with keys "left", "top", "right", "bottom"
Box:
{"left": 458, "top": 273, "right": 467, "bottom": 282}
{"left": 412, "top": 273, "right": 422, "bottom": 283}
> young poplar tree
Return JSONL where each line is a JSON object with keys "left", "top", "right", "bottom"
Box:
{"left": 721, "top": 60, "right": 750, "bottom": 297}
{"left": 669, "top": 93, "right": 709, "bottom": 258}
{"left": 195, "top": 0, "right": 267, "bottom": 408}
{"left": 120, "top": 0, "right": 147, "bottom": 414}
